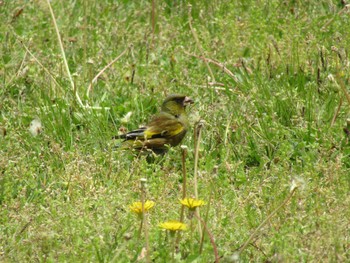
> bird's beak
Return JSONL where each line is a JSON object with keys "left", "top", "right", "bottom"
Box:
{"left": 183, "top": 96, "right": 194, "bottom": 107}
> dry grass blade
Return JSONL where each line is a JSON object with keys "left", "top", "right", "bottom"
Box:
{"left": 336, "top": 73, "right": 350, "bottom": 107}
{"left": 46, "top": 0, "right": 84, "bottom": 108}
{"left": 321, "top": 4, "right": 350, "bottom": 31}
{"left": 86, "top": 48, "right": 128, "bottom": 98}
{"left": 188, "top": 4, "right": 215, "bottom": 82}
{"left": 184, "top": 50, "right": 239, "bottom": 82}
{"left": 12, "top": 31, "right": 63, "bottom": 93}
{"left": 238, "top": 187, "right": 298, "bottom": 254}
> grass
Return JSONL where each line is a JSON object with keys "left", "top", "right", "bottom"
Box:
{"left": 1, "top": 0, "right": 350, "bottom": 262}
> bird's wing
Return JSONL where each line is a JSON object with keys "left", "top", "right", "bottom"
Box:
{"left": 114, "top": 127, "right": 146, "bottom": 140}
{"left": 116, "top": 113, "right": 185, "bottom": 148}
{"left": 143, "top": 113, "right": 186, "bottom": 139}
{"left": 124, "top": 127, "right": 147, "bottom": 140}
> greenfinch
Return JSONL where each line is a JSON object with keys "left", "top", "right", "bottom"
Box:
{"left": 116, "top": 94, "right": 193, "bottom": 154}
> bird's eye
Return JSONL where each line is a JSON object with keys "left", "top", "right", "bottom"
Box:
{"left": 175, "top": 114, "right": 179, "bottom": 118}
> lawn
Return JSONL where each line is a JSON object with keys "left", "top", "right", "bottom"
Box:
{"left": 1, "top": 0, "right": 350, "bottom": 262}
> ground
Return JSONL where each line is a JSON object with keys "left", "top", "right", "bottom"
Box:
{"left": 1, "top": 1, "right": 350, "bottom": 262}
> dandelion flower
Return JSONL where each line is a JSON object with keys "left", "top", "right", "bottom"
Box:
{"left": 129, "top": 200, "right": 155, "bottom": 215}
{"left": 180, "top": 198, "right": 206, "bottom": 210}
{"left": 159, "top": 220, "right": 187, "bottom": 232}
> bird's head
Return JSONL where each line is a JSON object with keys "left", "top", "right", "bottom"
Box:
{"left": 161, "top": 94, "right": 194, "bottom": 116}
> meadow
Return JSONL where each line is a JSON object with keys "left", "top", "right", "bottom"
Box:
{"left": 1, "top": 0, "right": 350, "bottom": 262}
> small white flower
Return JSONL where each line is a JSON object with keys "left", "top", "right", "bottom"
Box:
{"left": 140, "top": 178, "right": 147, "bottom": 183}
{"left": 121, "top": 111, "right": 132, "bottom": 124}
{"left": 327, "top": 74, "right": 335, "bottom": 82}
{"left": 229, "top": 252, "right": 240, "bottom": 262}
{"left": 29, "top": 118, "right": 42, "bottom": 136}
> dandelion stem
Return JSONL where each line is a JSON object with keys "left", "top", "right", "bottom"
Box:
{"left": 171, "top": 233, "right": 176, "bottom": 263}
{"left": 140, "top": 179, "right": 151, "bottom": 263}
{"left": 194, "top": 122, "right": 204, "bottom": 198}
{"left": 199, "top": 167, "right": 217, "bottom": 254}
{"left": 194, "top": 213, "right": 219, "bottom": 263}
{"left": 138, "top": 219, "right": 143, "bottom": 239}
{"left": 194, "top": 121, "right": 204, "bottom": 238}
{"left": 181, "top": 146, "right": 188, "bottom": 200}
{"left": 190, "top": 219, "right": 194, "bottom": 254}
{"left": 198, "top": 200, "right": 209, "bottom": 253}
{"left": 176, "top": 146, "right": 188, "bottom": 247}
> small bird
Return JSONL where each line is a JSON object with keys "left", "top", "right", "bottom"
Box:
{"left": 116, "top": 94, "right": 194, "bottom": 154}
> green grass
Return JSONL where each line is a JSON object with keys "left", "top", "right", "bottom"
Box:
{"left": 1, "top": 0, "right": 350, "bottom": 262}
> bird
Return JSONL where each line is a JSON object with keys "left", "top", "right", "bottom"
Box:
{"left": 115, "top": 94, "right": 194, "bottom": 154}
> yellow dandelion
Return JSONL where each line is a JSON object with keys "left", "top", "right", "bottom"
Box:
{"left": 159, "top": 220, "right": 187, "bottom": 232}
{"left": 180, "top": 198, "right": 206, "bottom": 210}
{"left": 129, "top": 200, "right": 155, "bottom": 215}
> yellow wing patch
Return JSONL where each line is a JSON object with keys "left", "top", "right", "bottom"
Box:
{"left": 144, "top": 120, "right": 184, "bottom": 139}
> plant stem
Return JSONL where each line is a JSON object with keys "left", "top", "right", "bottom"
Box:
{"left": 194, "top": 121, "right": 204, "bottom": 238}
{"left": 194, "top": 213, "right": 219, "bottom": 263}
{"left": 140, "top": 179, "right": 151, "bottom": 263}
{"left": 46, "top": 0, "right": 84, "bottom": 108}
{"left": 199, "top": 165, "right": 218, "bottom": 253}
{"left": 188, "top": 4, "right": 215, "bottom": 82}
{"left": 176, "top": 146, "right": 188, "bottom": 247}
{"left": 239, "top": 187, "right": 298, "bottom": 254}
